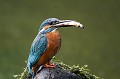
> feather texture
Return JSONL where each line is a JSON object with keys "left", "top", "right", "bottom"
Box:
{"left": 27, "top": 33, "right": 47, "bottom": 75}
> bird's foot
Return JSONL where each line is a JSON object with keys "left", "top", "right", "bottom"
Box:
{"left": 44, "top": 63, "right": 56, "bottom": 68}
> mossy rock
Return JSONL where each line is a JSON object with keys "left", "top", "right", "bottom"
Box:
{"left": 14, "top": 57, "right": 100, "bottom": 79}
{"left": 34, "top": 65, "right": 82, "bottom": 79}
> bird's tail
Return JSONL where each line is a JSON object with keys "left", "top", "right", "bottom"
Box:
{"left": 27, "top": 62, "right": 33, "bottom": 76}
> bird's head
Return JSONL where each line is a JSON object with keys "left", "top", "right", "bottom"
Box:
{"left": 39, "top": 18, "right": 84, "bottom": 33}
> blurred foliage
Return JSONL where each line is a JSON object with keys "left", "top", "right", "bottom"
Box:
{"left": 0, "top": 0, "right": 120, "bottom": 79}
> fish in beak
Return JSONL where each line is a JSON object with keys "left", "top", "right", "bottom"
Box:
{"left": 52, "top": 20, "right": 84, "bottom": 29}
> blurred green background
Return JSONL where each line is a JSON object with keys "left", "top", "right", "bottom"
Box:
{"left": 0, "top": 0, "right": 120, "bottom": 79}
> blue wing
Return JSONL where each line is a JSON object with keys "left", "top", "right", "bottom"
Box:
{"left": 27, "top": 33, "right": 47, "bottom": 75}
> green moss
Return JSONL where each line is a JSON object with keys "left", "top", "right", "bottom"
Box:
{"left": 52, "top": 56, "right": 100, "bottom": 79}
{"left": 14, "top": 57, "right": 101, "bottom": 79}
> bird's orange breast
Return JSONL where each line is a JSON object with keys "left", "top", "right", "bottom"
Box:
{"left": 32, "top": 30, "right": 61, "bottom": 72}
{"left": 39, "top": 30, "right": 61, "bottom": 64}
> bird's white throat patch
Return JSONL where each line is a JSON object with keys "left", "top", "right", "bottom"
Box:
{"left": 39, "top": 28, "right": 45, "bottom": 33}
{"left": 38, "top": 28, "right": 57, "bottom": 34}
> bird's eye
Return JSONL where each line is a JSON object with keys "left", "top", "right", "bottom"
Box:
{"left": 50, "top": 21, "right": 59, "bottom": 25}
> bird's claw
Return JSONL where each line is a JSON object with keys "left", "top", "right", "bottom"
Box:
{"left": 44, "top": 63, "right": 56, "bottom": 68}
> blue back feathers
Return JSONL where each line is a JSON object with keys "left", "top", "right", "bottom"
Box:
{"left": 27, "top": 33, "right": 47, "bottom": 75}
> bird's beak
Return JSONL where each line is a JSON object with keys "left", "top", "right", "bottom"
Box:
{"left": 53, "top": 20, "right": 84, "bottom": 29}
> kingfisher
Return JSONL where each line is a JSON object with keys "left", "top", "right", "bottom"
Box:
{"left": 27, "top": 18, "right": 84, "bottom": 77}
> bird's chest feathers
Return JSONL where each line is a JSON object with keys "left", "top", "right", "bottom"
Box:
{"left": 46, "top": 31, "right": 61, "bottom": 52}
{"left": 38, "top": 30, "right": 61, "bottom": 64}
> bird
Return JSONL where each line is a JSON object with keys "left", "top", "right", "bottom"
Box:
{"left": 27, "top": 18, "right": 84, "bottom": 77}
